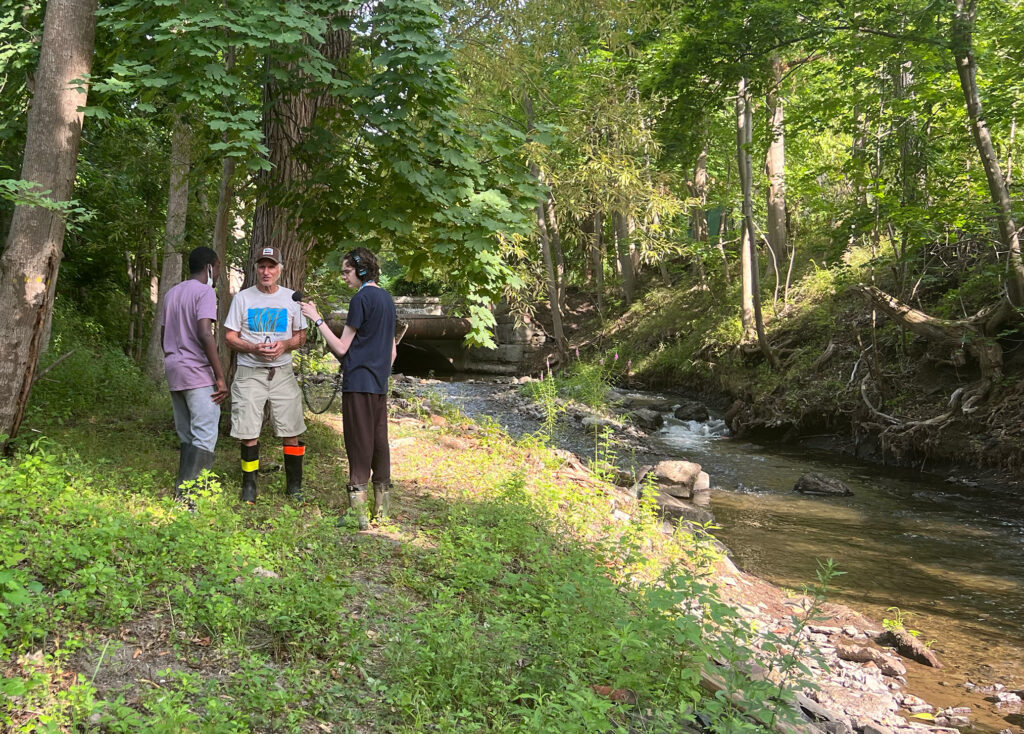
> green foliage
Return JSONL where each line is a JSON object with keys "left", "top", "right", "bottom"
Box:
{"left": 1, "top": 332, "right": 824, "bottom": 731}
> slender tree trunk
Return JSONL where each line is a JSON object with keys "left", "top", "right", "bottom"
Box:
{"left": 764, "top": 57, "right": 787, "bottom": 294}
{"left": 691, "top": 138, "right": 709, "bottom": 243}
{"left": 952, "top": 0, "right": 1024, "bottom": 306}
{"left": 212, "top": 149, "right": 236, "bottom": 370}
{"left": 1008, "top": 114, "right": 1016, "bottom": 186}
{"left": 613, "top": 211, "right": 635, "bottom": 306}
{"left": 737, "top": 78, "right": 777, "bottom": 366}
{"left": 145, "top": 118, "right": 191, "bottom": 380}
{"left": 523, "top": 92, "right": 566, "bottom": 362}
{"left": 546, "top": 193, "right": 566, "bottom": 312}
{"left": 592, "top": 211, "right": 605, "bottom": 313}
{"left": 0, "top": 0, "right": 97, "bottom": 448}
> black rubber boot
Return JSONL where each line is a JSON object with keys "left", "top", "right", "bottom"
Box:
{"left": 371, "top": 480, "right": 391, "bottom": 522}
{"left": 240, "top": 443, "right": 259, "bottom": 503}
{"left": 347, "top": 484, "right": 369, "bottom": 530}
{"left": 283, "top": 442, "right": 304, "bottom": 501}
{"left": 179, "top": 447, "right": 217, "bottom": 509}
{"left": 175, "top": 443, "right": 195, "bottom": 500}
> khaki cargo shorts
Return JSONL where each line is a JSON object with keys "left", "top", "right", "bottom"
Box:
{"left": 230, "top": 363, "right": 307, "bottom": 440}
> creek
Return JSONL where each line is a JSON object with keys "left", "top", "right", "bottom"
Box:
{"left": 411, "top": 377, "right": 1024, "bottom": 729}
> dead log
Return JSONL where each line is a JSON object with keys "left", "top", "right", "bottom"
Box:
{"left": 855, "top": 283, "right": 1005, "bottom": 380}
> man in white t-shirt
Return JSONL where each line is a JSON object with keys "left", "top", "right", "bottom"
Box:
{"left": 225, "top": 246, "right": 307, "bottom": 503}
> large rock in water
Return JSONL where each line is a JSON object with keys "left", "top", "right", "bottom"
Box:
{"left": 875, "top": 628, "right": 943, "bottom": 668}
{"left": 655, "top": 492, "right": 715, "bottom": 525}
{"left": 794, "top": 472, "right": 853, "bottom": 497}
{"left": 674, "top": 400, "right": 710, "bottom": 422}
{"left": 651, "top": 460, "right": 710, "bottom": 499}
{"left": 628, "top": 408, "right": 664, "bottom": 430}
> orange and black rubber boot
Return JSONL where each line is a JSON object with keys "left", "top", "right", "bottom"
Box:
{"left": 283, "top": 442, "right": 304, "bottom": 502}
{"left": 240, "top": 443, "right": 259, "bottom": 503}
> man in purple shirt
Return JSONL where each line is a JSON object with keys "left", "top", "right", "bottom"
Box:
{"left": 158, "top": 246, "right": 229, "bottom": 505}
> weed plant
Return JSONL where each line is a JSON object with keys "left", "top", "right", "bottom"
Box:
{"left": 2, "top": 340, "right": 826, "bottom": 732}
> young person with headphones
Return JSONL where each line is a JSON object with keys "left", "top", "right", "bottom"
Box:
{"left": 300, "top": 247, "right": 397, "bottom": 529}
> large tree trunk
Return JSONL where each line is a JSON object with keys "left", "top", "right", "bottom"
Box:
{"left": 737, "top": 78, "right": 777, "bottom": 367}
{"left": 244, "top": 28, "right": 351, "bottom": 292}
{"left": 613, "top": 211, "right": 635, "bottom": 306}
{"left": 952, "top": 0, "right": 1024, "bottom": 306}
{"left": 145, "top": 118, "right": 191, "bottom": 380}
{"left": 764, "top": 58, "right": 787, "bottom": 297}
{"left": 0, "top": 0, "right": 97, "bottom": 449}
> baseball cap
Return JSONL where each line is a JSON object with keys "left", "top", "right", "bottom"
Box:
{"left": 254, "top": 246, "right": 282, "bottom": 264}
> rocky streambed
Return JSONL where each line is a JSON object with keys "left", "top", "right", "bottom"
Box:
{"left": 393, "top": 375, "right": 1024, "bottom": 734}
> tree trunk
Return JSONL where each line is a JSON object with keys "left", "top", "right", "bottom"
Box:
{"left": 952, "top": 0, "right": 1024, "bottom": 307}
{"left": 212, "top": 151, "right": 236, "bottom": 370}
{"left": 592, "top": 211, "right": 605, "bottom": 313}
{"left": 764, "top": 57, "right": 787, "bottom": 296}
{"left": 0, "top": 0, "right": 97, "bottom": 448}
{"left": 244, "top": 27, "right": 351, "bottom": 292}
{"left": 522, "top": 91, "right": 566, "bottom": 363}
{"left": 737, "top": 78, "right": 777, "bottom": 367}
{"left": 856, "top": 284, "right": 1002, "bottom": 380}
{"left": 546, "top": 193, "right": 566, "bottom": 312}
{"left": 691, "top": 138, "right": 709, "bottom": 243}
{"left": 145, "top": 118, "right": 191, "bottom": 381}
{"left": 614, "top": 211, "right": 635, "bottom": 306}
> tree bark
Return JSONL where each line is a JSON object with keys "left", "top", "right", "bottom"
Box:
{"left": 951, "top": 0, "right": 1024, "bottom": 306}
{"left": 691, "top": 138, "right": 709, "bottom": 243}
{"left": 764, "top": 58, "right": 787, "bottom": 296}
{"left": 244, "top": 26, "right": 351, "bottom": 292}
{"left": 856, "top": 284, "right": 1002, "bottom": 380}
{"left": 613, "top": 211, "right": 635, "bottom": 306}
{"left": 523, "top": 91, "right": 566, "bottom": 362}
{"left": 592, "top": 211, "right": 605, "bottom": 313}
{"left": 145, "top": 118, "right": 191, "bottom": 380}
{"left": 212, "top": 150, "right": 236, "bottom": 370}
{"left": 546, "top": 193, "right": 566, "bottom": 312}
{"left": 0, "top": 0, "right": 97, "bottom": 448}
{"left": 737, "top": 78, "right": 777, "bottom": 367}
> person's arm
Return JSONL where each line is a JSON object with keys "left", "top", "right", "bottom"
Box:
{"left": 198, "top": 318, "right": 228, "bottom": 403}
{"left": 300, "top": 301, "right": 356, "bottom": 358}
{"left": 225, "top": 328, "right": 261, "bottom": 356}
{"left": 392, "top": 339, "right": 397, "bottom": 365}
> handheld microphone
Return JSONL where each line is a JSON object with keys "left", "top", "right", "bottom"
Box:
{"left": 291, "top": 290, "right": 303, "bottom": 302}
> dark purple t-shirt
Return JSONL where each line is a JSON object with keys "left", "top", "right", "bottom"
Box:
{"left": 158, "top": 279, "right": 218, "bottom": 391}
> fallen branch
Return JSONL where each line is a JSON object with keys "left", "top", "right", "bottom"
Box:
{"left": 31, "top": 349, "right": 77, "bottom": 386}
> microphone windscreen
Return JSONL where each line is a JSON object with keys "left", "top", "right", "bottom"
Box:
{"left": 291, "top": 290, "right": 303, "bottom": 302}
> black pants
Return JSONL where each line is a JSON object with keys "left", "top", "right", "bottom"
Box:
{"left": 342, "top": 392, "right": 389, "bottom": 486}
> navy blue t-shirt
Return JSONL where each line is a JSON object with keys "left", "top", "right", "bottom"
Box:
{"left": 343, "top": 285, "right": 396, "bottom": 394}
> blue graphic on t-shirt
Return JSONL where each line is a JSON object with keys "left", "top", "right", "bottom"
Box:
{"left": 247, "top": 307, "right": 288, "bottom": 334}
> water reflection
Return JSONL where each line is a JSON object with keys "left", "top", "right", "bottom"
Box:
{"left": 652, "top": 415, "right": 1024, "bottom": 689}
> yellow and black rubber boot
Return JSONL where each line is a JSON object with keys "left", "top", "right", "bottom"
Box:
{"left": 283, "top": 442, "right": 304, "bottom": 502}
{"left": 240, "top": 443, "right": 259, "bottom": 503}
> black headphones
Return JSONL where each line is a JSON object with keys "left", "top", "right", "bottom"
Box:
{"left": 347, "top": 250, "right": 369, "bottom": 279}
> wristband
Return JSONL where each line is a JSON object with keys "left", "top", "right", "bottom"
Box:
{"left": 314, "top": 318, "right": 324, "bottom": 327}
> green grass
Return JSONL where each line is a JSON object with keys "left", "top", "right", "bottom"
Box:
{"left": 1, "top": 314, "right": 828, "bottom": 732}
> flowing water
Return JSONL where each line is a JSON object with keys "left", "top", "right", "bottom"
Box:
{"left": 417, "top": 379, "right": 1024, "bottom": 728}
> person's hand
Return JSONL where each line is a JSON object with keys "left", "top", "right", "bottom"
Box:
{"left": 300, "top": 301, "right": 321, "bottom": 323}
{"left": 259, "top": 340, "right": 285, "bottom": 360}
{"left": 211, "top": 378, "right": 229, "bottom": 404}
